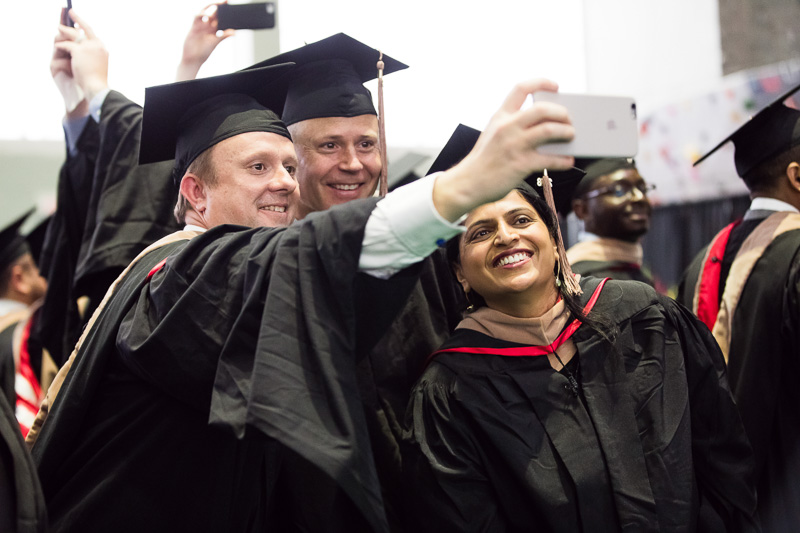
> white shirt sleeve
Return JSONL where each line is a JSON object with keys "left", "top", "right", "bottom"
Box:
{"left": 358, "top": 173, "right": 466, "bottom": 279}
{"left": 89, "top": 89, "right": 111, "bottom": 124}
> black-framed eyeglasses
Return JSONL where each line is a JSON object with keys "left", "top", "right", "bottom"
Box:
{"left": 583, "top": 182, "right": 656, "bottom": 200}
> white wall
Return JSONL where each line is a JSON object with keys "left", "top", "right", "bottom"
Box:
{"left": 278, "top": 0, "right": 588, "bottom": 149}
{"left": 582, "top": 0, "right": 723, "bottom": 116}
{"left": 1, "top": 0, "right": 254, "bottom": 142}
{"left": 1, "top": 0, "right": 732, "bottom": 220}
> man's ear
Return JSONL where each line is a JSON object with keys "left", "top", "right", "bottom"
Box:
{"left": 454, "top": 263, "right": 471, "bottom": 294}
{"left": 572, "top": 197, "right": 588, "bottom": 221}
{"left": 7, "top": 263, "right": 25, "bottom": 295}
{"left": 786, "top": 162, "right": 800, "bottom": 193}
{"left": 180, "top": 174, "right": 208, "bottom": 214}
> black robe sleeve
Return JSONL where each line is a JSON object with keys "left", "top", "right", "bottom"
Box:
{"left": 402, "top": 363, "right": 510, "bottom": 532}
{"left": 34, "top": 91, "right": 180, "bottom": 367}
{"left": 73, "top": 91, "right": 180, "bottom": 314}
{"left": 206, "top": 200, "right": 420, "bottom": 533}
{"left": 34, "top": 198, "right": 421, "bottom": 532}
{"left": 659, "top": 296, "right": 760, "bottom": 532}
{"left": 34, "top": 118, "right": 99, "bottom": 366}
{"left": 0, "top": 393, "right": 47, "bottom": 533}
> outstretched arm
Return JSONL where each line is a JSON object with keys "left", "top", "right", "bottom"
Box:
{"left": 432, "top": 78, "right": 574, "bottom": 221}
{"left": 359, "top": 78, "right": 574, "bottom": 275}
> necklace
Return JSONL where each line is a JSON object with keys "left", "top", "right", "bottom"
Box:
{"left": 552, "top": 349, "right": 579, "bottom": 396}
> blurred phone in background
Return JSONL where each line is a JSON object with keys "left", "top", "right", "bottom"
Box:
{"left": 55, "top": 0, "right": 84, "bottom": 112}
{"left": 217, "top": 3, "right": 276, "bottom": 30}
{"left": 61, "top": 0, "right": 74, "bottom": 27}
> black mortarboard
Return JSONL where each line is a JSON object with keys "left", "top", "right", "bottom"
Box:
{"left": 245, "top": 33, "right": 408, "bottom": 126}
{"left": 0, "top": 209, "right": 34, "bottom": 273}
{"left": 694, "top": 82, "right": 800, "bottom": 177}
{"left": 138, "top": 63, "right": 295, "bottom": 185}
{"left": 427, "top": 124, "right": 586, "bottom": 216}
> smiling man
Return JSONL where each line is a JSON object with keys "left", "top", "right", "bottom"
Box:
{"left": 248, "top": 34, "right": 407, "bottom": 218}
{"left": 290, "top": 114, "right": 381, "bottom": 214}
{"left": 566, "top": 158, "right": 655, "bottom": 285}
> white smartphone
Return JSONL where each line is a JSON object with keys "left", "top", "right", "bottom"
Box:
{"left": 532, "top": 91, "right": 639, "bottom": 158}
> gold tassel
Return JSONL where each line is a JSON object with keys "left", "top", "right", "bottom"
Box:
{"left": 377, "top": 52, "right": 389, "bottom": 197}
{"left": 539, "top": 169, "right": 582, "bottom": 296}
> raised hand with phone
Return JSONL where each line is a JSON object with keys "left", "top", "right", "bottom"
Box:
{"left": 176, "top": 2, "right": 236, "bottom": 82}
{"left": 52, "top": 9, "right": 109, "bottom": 109}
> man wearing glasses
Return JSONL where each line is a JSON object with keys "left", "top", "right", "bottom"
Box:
{"left": 566, "top": 158, "right": 656, "bottom": 285}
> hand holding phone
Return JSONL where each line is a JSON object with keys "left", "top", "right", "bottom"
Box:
{"left": 532, "top": 92, "right": 638, "bottom": 158}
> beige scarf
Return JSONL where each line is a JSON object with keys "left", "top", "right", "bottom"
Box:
{"left": 566, "top": 237, "right": 643, "bottom": 266}
{"left": 458, "top": 300, "right": 577, "bottom": 367}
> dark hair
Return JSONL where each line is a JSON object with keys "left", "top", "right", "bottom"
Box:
{"left": 742, "top": 143, "right": 800, "bottom": 193}
{"left": 446, "top": 184, "right": 616, "bottom": 341}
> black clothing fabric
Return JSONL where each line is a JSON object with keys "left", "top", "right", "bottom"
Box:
{"left": 0, "top": 392, "right": 47, "bottom": 533}
{"left": 33, "top": 199, "right": 418, "bottom": 533}
{"left": 678, "top": 215, "right": 800, "bottom": 533}
{"left": 356, "top": 250, "right": 464, "bottom": 530}
{"left": 0, "top": 322, "right": 16, "bottom": 408}
{"left": 35, "top": 91, "right": 180, "bottom": 366}
{"left": 35, "top": 117, "right": 98, "bottom": 367}
{"left": 404, "top": 277, "right": 759, "bottom": 533}
{"left": 570, "top": 259, "right": 654, "bottom": 285}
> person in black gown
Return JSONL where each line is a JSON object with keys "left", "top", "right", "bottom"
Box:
{"left": 566, "top": 158, "right": 655, "bottom": 285}
{"left": 402, "top": 126, "right": 760, "bottom": 533}
{"left": 678, "top": 83, "right": 800, "bottom": 533}
{"left": 29, "top": 72, "right": 579, "bottom": 532}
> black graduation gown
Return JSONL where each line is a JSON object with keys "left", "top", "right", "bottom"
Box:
{"left": 678, "top": 218, "right": 800, "bottom": 533}
{"left": 403, "top": 277, "right": 759, "bottom": 533}
{"left": 0, "top": 392, "right": 47, "bottom": 533}
{"left": 570, "top": 259, "right": 654, "bottom": 285}
{"left": 0, "top": 320, "right": 18, "bottom": 408}
{"left": 32, "top": 199, "right": 419, "bottom": 533}
{"left": 35, "top": 91, "right": 180, "bottom": 366}
{"left": 355, "top": 248, "right": 465, "bottom": 531}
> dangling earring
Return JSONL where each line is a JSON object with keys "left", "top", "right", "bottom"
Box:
{"left": 465, "top": 290, "right": 475, "bottom": 311}
{"left": 555, "top": 259, "right": 562, "bottom": 289}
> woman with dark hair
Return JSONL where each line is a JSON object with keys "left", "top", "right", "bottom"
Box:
{"left": 401, "top": 126, "right": 760, "bottom": 533}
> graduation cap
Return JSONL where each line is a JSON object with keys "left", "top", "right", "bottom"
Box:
{"left": 570, "top": 157, "right": 638, "bottom": 200}
{"left": 428, "top": 124, "right": 584, "bottom": 295}
{"left": 246, "top": 33, "right": 408, "bottom": 195}
{"left": 244, "top": 33, "right": 408, "bottom": 126}
{"left": 694, "top": 82, "right": 800, "bottom": 177}
{"left": 426, "top": 124, "right": 586, "bottom": 216}
{"left": 0, "top": 209, "right": 34, "bottom": 273}
{"left": 138, "top": 63, "right": 296, "bottom": 185}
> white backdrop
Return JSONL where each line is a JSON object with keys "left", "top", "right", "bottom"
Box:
{"left": 2, "top": 0, "right": 723, "bottom": 152}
